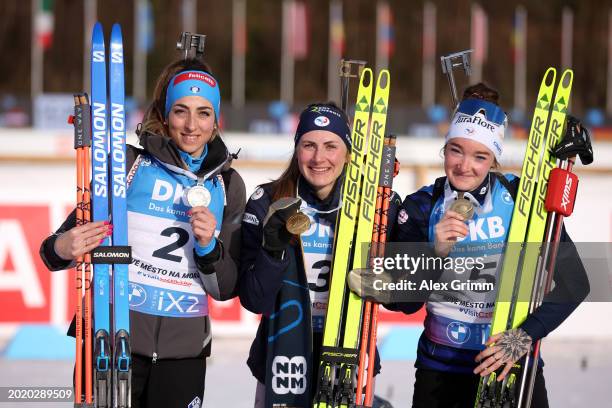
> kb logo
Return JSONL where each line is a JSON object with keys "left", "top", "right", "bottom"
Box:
{"left": 271, "top": 356, "right": 307, "bottom": 395}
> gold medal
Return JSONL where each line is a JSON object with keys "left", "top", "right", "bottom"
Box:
{"left": 449, "top": 193, "right": 475, "bottom": 220}
{"left": 286, "top": 212, "right": 311, "bottom": 235}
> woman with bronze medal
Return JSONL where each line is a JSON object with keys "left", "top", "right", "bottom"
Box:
{"left": 351, "top": 83, "right": 589, "bottom": 408}
{"left": 239, "top": 102, "right": 401, "bottom": 407}
{"left": 40, "top": 57, "right": 245, "bottom": 407}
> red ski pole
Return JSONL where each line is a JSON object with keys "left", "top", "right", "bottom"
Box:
{"left": 356, "top": 135, "right": 398, "bottom": 407}
{"left": 71, "top": 94, "right": 94, "bottom": 406}
{"left": 519, "top": 117, "right": 593, "bottom": 408}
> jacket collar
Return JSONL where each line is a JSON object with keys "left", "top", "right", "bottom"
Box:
{"left": 138, "top": 130, "right": 231, "bottom": 179}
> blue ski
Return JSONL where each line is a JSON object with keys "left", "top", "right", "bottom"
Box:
{"left": 90, "top": 22, "right": 112, "bottom": 408}
{"left": 109, "top": 23, "right": 131, "bottom": 408}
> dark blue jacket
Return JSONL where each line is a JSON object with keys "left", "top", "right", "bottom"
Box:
{"left": 239, "top": 177, "right": 401, "bottom": 384}
{"left": 389, "top": 173, "right": 590, "bottom": 373}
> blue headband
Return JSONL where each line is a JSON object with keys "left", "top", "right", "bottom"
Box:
{"left": 165, "top": 70, "right": 221, "bottom": 119}
{"left": 294, "top": 104, "right": 351, "bottom": 149}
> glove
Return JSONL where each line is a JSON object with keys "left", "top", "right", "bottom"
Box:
{"left": 347, "top": 267, "right": 394, "bottom": 305}
{"left": 262, "top": 197, "right": 302, "bottom": 253}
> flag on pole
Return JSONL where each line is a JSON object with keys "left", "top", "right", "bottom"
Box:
{"left": 511, "top": 6, "right": 526, "bottom": 65}
{"left": 422, "top": 1, "right": 436, "bottom": 108}
{"left": 35, "top": 0, "right": 54, "bottom": 50}
{"left": 607, "top": 9, "right": 612, "bottom": 115}
{"left": 138, "top": 0, "right": 154, "bottom": 53}
{"left": 512, "top": 5, "right": 527, "bottom": 116}
{"left": 233, "top": 0, "right": 247, "bottom": 56}
{"left": 289, "top": 1, "right": 308, "bottom": 59}
{"left": 471, "top": 4, "right": 488, "bottom": 65}
{"left": 561, "top": 7, "right": 573, "bottom": 69}
{"left": 377, "top": 2, "right": 395, "bottom": 59}
{"left": 330, "top": 1, "right": 344, "bottom": 56}
{"left": 327, "top": 0, "right": 343, "bottom": 103}
{"left": 232, "top": 0, "right": 247, "bottom": 108}
{"left": 470, "top": 3, "right": 488, "bottom": 82}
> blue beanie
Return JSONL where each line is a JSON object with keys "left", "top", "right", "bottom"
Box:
{"left": 294, "top": 104, "right": 351, "bottom": 150}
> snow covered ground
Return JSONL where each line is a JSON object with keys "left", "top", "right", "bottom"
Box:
{"left": 0, "top": 336, "right": 609, "bottom": 407}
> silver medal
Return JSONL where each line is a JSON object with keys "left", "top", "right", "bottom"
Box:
{"left": 187, "top": 185, "right": 211, "bottom": 207}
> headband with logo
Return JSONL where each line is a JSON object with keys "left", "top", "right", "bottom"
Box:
{"left": 165, "top": 70, "right": 220, "bottom": 120}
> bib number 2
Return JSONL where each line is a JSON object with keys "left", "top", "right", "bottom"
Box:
{"left": 152, "top": 227, "right": 189, "bottom": 263}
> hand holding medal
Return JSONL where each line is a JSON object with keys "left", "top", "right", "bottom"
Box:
{"left": 187, "top": 184, "right": 212, "bottom": 207}
{"left": 449, "top": 192, "right": 475, "bottom": 220}
{"left": 286, "top": 211, "right": 311, "bottom": 235}
{"left": 188, "top": 205, "right": 217, "bottom": 247}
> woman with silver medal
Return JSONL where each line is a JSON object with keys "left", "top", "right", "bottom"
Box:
{"left": 40, "top": 56, "right": 246, "bottom": 408}
{"left": 239, "top": 102, "right": 401, "bottom": 407}
{"left": 350, "top": 83, "right": 589, "bottom": 408}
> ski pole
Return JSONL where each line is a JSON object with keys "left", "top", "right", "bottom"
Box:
{"left": 356, "top": 135, "right": 398, "bottom": 407}
{"left": 71, "top": 93, "right": 94, "bottom": 406}
{"left": 518, "top": 117, "right": 593, "bottom": 408}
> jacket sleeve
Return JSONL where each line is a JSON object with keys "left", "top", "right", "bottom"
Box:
{"left": 383, "top": 191, "right": 438, "bottom": 315}
{"left": 519, "top": 226, "right": 590, "bottom": 341}
{"left": 39, "top": 145, "right": 142, "bottom": 272}
{"left": 194, "top": 168, "right": 246, "bottom": 301}
{"left": 238, "top": 187, "right": 290, "bottom": 315}
{"left": 40, "top": 209, "right": 78, "bottom": 271}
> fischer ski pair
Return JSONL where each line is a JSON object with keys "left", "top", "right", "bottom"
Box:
{"left": 313, "top": 68, "right": 391, "bottom": 408}
{"left": 71, "top": 23, "right": 131, "bottom": 408}
{"left": 475, "top": 68, "right": 580, "bottom": 408}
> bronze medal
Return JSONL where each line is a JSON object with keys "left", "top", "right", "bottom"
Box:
{"left": 286, "top": 212, "right": 311, "bottom": 235}
{"left": 449, "top": 193, "right": 475, "bottom": 220}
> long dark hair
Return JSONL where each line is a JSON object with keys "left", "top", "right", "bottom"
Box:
{"left": 140, "top": 59, "right": 216, "bottom": 138}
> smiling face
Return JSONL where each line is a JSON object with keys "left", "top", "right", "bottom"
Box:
{"left": 167, "top": 95, "right": 215, "bottom": 157}
{"left": 296, "top": 130, "right": 349, "bottom": 200}
{"left": 444, "top": 137, "right": 496, "bottom": 192}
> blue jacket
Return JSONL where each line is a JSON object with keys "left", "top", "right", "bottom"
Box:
{"left": 390, "top": 173, "right": 590, "bottom": 373}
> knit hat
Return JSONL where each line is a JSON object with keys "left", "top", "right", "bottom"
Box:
{"left": 446, "top": 98, "right": 507, "bottom": 161}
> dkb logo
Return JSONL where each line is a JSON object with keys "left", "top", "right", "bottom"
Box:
{"left": 271, "top": 356, "right": 307, "bottom": 395}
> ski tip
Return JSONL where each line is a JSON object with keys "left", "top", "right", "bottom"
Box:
{"left": 111, "top": 23, "right": 123, "bottom": 41}
{"left": 543, "top": 67, "right": 556, "bottom": 88}
{"left": 92, "top": 22, "right": 104, "bottom": 41}
{"left": 377, "top": 69, "right": 391, "bottom": 90}
{"left": 559, "top": 69, "right": 574, "bottom": 90}
{"left": 360, "top": 67, "right": 373, "bottom": 88}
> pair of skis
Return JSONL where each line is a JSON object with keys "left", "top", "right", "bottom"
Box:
{"left": 476, "top": 68, "right": 591, "bottom": 407}
{"left": 71, "top": 22, "right": 131, "bottom": 408}
{"left": 313, "top": 68, "right": 392, "bottom": 408}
